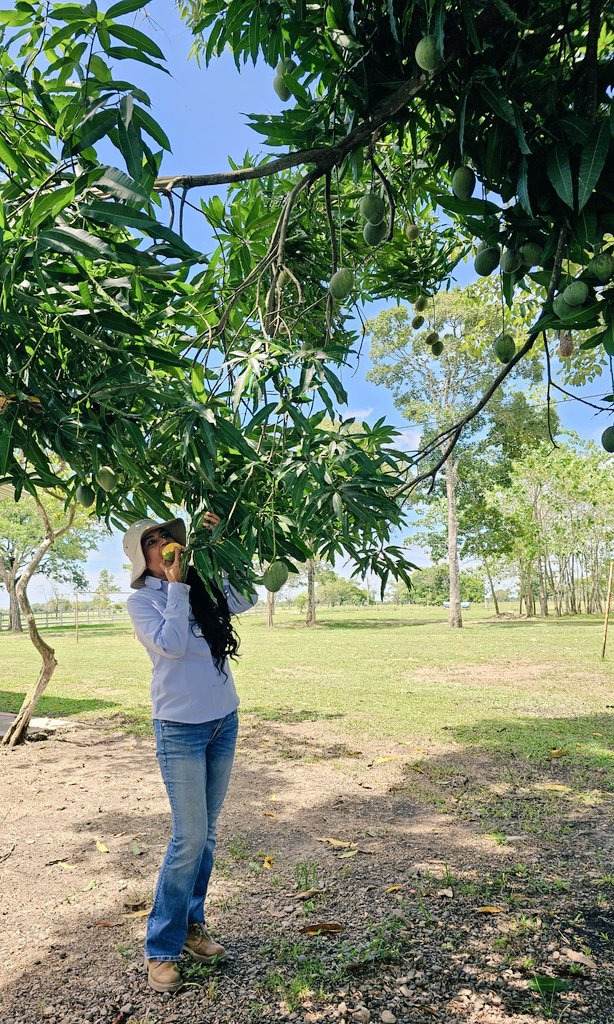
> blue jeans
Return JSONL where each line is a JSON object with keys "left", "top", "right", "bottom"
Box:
{"left": 146, "top": 710, "right": 239, "bottom": 961}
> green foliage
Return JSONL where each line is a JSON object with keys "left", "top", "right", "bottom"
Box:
{"left": 182, "top": 0, "right": 613, "bottom": 340}
{"left": 0, "top": 1, "right": 420, "bottom": 595}
{"left": 0, "top": 490, "right": 103, "bottom": 589}
{"left": 407, "top": 564, "right": 484, "bottom": 605}
{"left": 2, "top": 0, "right": 612, "bottom": 600}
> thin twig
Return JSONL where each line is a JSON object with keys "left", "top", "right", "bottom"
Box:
{"left": 542, "top": 333, "right": 559, "bottom": 450}
{"left": 393, "top": 225, "right": 568, "bottom": 496}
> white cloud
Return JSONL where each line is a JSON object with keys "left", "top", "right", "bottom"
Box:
{"left": 346, "top": 407, "right": 374, "bottom": 420}
{"left": 395, "top": 427, "right": 422, "bottom": 451}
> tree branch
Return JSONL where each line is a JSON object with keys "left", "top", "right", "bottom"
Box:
{"left": 154, "top": 72, "right": 432, "bottom": 193}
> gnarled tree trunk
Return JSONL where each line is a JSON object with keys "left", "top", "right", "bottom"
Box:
{"left": 2, "top": 499, "right": 75, "bottom": 747}
{"left": 2, "top": 587, "right": 57, "bottom": 747}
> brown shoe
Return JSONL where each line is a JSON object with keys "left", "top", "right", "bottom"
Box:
{"left": 183, "top": 923, "right": 227, "bottom": 963}
{"left": 147, "top": 959, "right": 182, "bottom": 993}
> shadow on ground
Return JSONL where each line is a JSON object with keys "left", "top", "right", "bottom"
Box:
{"left": 0, "top": 689, "right": 116, "bottom": 718}
{"left": 1, "top": 709, "right": 613, "bottom": 1023}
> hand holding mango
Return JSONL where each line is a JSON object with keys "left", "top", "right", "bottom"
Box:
{"left": 161, "top": 541, "right": 189, "bottom": 584}
{"left": 162, "top": 542, "right": 183, "bottom": 563}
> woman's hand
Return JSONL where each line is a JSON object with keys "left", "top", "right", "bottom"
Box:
{"left": 202, "top": 511, "right": 221, "bottom": 530}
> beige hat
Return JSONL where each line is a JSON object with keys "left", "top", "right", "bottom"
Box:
{"left": 123, "top": 517, "right": 187, "bottom": 589}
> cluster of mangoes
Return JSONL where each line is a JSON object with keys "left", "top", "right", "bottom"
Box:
{"left": 75, "top": 466, "right": 117, "bottom": 507}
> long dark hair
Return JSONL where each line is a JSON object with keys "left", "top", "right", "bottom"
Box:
{"left": 185, "top": 566, "right": 240, "bottom": 674}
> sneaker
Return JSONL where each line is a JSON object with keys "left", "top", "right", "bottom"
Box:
{"left": 183, "top": 923, "right": 227, "bottom": 963}
{"left": 146, "top": 959, "right": 182, "bottom": 993}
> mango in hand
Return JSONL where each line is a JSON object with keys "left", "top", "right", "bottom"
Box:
{"left": 161, "top": 542, "right": 182, "bottom": 563}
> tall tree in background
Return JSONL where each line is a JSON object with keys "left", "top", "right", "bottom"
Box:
{"left": 0, "top": 493, "right": 103, "bottom": 632}
{"left": 492, "top": 438, "right": 614, "bottom": 616}
{"left": 1, "top": 491, "right": 103, "bottom": 747}
{"left": 92, "top": 569, "right": 121, "bottom": 611}
{"left": 367, "top": 284, "right": 541, "bottom": 626}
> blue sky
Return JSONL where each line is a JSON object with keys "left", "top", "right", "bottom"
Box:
{"left": 5, "top": 1, "right": 611, "bottom": 605}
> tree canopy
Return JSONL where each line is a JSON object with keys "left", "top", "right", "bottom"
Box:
{"left": 1, "top": 0, "right": 612, "bottom": 591}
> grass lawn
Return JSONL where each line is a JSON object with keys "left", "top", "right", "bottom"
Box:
{"left": 1, "top": 604, "right": 612, "bottom": 781}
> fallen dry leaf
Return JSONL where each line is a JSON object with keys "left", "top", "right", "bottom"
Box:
{"left": 548, "top": 748, "right": 569, "bottom": 758}
{"left": 58, "top": 862, "right": 77, "bottom": 870}
{"left": 262, "top": 855, "right": 274, "bottom": 870}
{"left": 96, "top": 841, "right": 109, "bottom": 853}
{"left": 94, "top": 919, "right": 123, "bottom": 928}
{"left": 476, "top": 905, "right": 504, "bottom": 914}
{"left": 563, "top": 947, "right": 597, "bottom": 969}
{"left": 337, "top": 849, "right": 358, "bottom": 859}
{"left": 436, "top": 888, "right": 454, "bottom": 898}
{"left": 131, "top": 841, "right": 143, "bottom": 856}
{"left": 263, "top": 811, "right": 277, "bottom": 818}
{"left": 123, "top": 898, "right": 148, "bottom": 912}
{"left": 122, "top": 908, "right": 151, "bottom": 919}
{"left": 535, "top": 783, "right": 572, "bottom": 792}
{"left": 385, "top": 885, "right": 406, "bottom": 893}
{"left": 295, "top": 888, "right": 323, "bottom": 900}
{"left": 315, "top": 837, "right": 356, "bottom": 849}
{"left": 299, "top": 921, "right": 345, "bottom": 936}
{"left": 374, "top": 756, "right": 401, "bottom": 764}
{"left": 82, "top": 880, "right": 97, "bottom": 892}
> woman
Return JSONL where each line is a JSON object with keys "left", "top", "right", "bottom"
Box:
{"left": 123, "top": 514, "right": 257, "bottom": 993}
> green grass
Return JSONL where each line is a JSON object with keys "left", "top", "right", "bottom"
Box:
{"left": 1, "top": 604, "right": 612, "bottom": 780}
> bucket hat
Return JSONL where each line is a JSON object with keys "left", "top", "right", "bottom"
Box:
{"left": 123, "top": 517, "right": 187, "bottom": 589}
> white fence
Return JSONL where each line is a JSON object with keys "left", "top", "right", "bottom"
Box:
{"left": 0, "top": 607, "right": 131, "bottom": 631}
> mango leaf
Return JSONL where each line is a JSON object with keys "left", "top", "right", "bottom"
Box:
{"left": 315, "top": 837, "right": 356, "bottom": 848}
{"left": 38, "top": 226, "right": 113, "bottom": 259}
{"left": 547, "top": 146, "right": 574, "bottom": 208}
{"left": 107, "top": 0, "right": 150, "bottom": 17}
{"left": 578, "top": 120, "right": 610, "bottom": 212}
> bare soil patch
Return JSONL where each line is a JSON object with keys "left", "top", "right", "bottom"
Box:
{"left": 0, "top": 714, "right": 612, "bottom": 1024}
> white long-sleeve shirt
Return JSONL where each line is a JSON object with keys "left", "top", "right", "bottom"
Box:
{"left": 127, "top": 575, "right": 257, "bottom": 723}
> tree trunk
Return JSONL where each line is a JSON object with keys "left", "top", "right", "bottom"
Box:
{"left": 266, "top": 589, "right": 275, "bottom": 628}
{"left": 2, "top": 587, "right": 57, "bottom": 747}
{"left": 306, "top": 558, "right": 316, "bottom": 627}
{"left": 483, "top": 559, "right": 500, "bottom": 616}
{"left": 444, "top": 458, "right": 462, "bottom": 629}
{"left": 9, "top": 586, "right": 22, "bottom": 631}
{"left": 538, "top": 557, "right": 548, "bottom": 617}
{"left": 2, "top": 496, "right": 74, "bottom": 747}
{"left": 0, "top": 568, "right": 23, "bottom": 632}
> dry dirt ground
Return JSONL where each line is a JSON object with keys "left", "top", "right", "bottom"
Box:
{"left": 0, "top": 713, "right": 612, "bottom": 1024}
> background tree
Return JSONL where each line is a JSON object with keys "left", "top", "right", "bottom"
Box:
{"left": 0, "top": 490, "right": 102, "bottom": 747}
{"left": 367, "top": 283, "right": 541, "bottom": 627}
{"left": 92, "top": 569, "right": 121, "bottom": 611}
{"left": 0, "top": 493, "right": 103, "bottom": 632}
{"left": 490, "top": 437, "right": 614, "bottom": 616}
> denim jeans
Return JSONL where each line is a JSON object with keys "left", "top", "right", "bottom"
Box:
{"left": 146, "top": 709, "right": 239, "bottom": 961}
